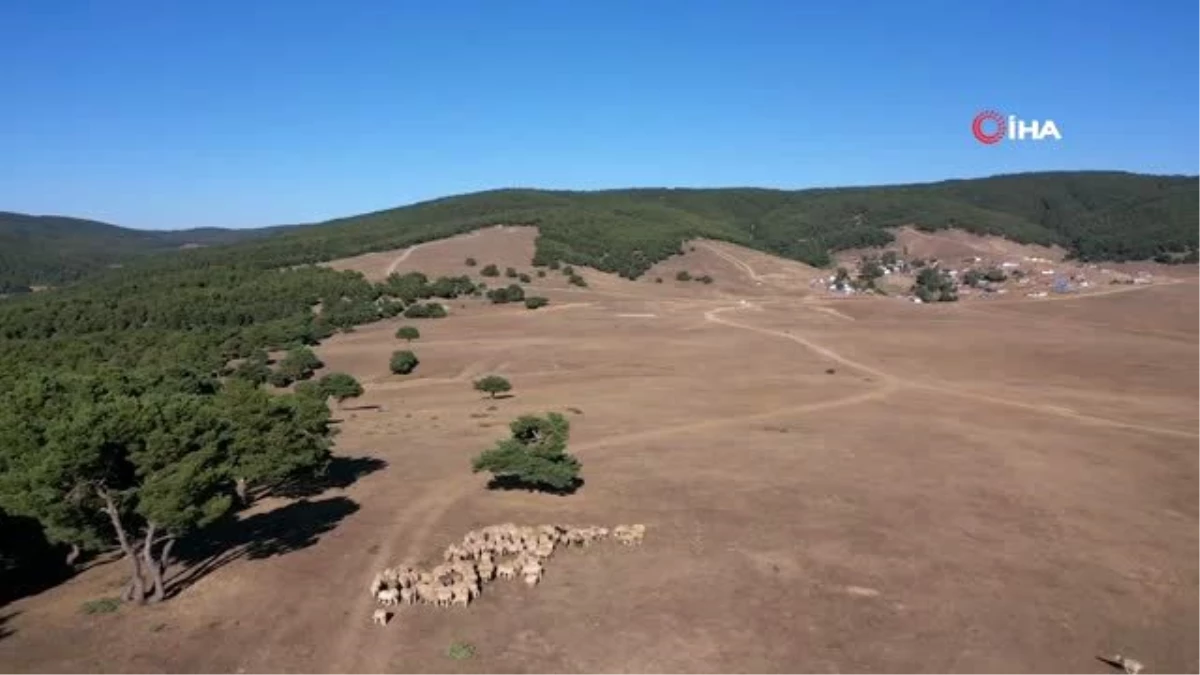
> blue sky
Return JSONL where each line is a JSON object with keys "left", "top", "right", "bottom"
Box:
{"left": 1, "top": 0, "right": 1196, "bottom": 229}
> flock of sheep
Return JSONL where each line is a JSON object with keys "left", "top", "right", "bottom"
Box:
{"left": 370, "top": 522, "right": 646, "bottom": 625}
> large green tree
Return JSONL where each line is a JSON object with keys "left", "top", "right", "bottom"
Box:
{"left": 471, "top": 413, "right": 582, "bottom": 492}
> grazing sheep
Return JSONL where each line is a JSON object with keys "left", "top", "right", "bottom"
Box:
{"left": 377, "top": 588, "right": 400, "bottom": 606}
{"left": 450, "top": 584, "right": 471, "bottom": 607}
{"left": 372, "top": 608, "right": 390, "bottom": 626}
{"left": 369, "top": 573, "right": 385, "bottom": 597}
{"left": 435, "top": 585, "right": 454, "bottom": 608}
{"left": 496, "top": 561, "right": 517, "bottom": 580}
{"left": 416, "top": 582, "right": 437, "bottom": 605}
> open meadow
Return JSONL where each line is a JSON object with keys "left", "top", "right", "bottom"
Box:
{"left": 1, "top": 227, "right": 1196, "bottom": 673}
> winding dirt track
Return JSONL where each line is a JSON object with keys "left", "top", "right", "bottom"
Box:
{"left": 327, "top": 245, "right": 1195, "bottom": 671}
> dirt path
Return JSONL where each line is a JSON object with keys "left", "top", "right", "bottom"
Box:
{"left": 698, "top": 241, "right": 768, "bottom": 283}
{"left": 385, "top": 243, "right": 424, "bottom": 276}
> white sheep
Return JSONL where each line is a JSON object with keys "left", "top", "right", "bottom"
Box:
{"left": 377, "top": 588, "right": 400, "bottom": 606}
{"left": 372, "top": 608, "right": 390, "bottom": 626}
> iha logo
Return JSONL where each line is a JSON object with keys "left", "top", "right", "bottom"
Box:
{"left": 972, "top": 110, "right": 1062, "bottom": 144}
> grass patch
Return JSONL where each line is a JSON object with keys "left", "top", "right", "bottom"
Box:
{"left": 446, "top": 641, "right": 476, "bottom": 660}
{"left": 81, "top": 597, "right": 121, "bottom": 615}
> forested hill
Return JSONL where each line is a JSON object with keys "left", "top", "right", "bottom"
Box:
{"left": 2, "top": 171, "right": 1197, "bottom": 291}
{"left": 0, "top": 212, "right": 281, "bottom": 291}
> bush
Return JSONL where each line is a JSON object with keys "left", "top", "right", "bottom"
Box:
{"left": 524, "top": 296, "right": 549, "bottom": 309}
{"left": 983, "top": 268, "right": 1008, "bottom": 282}
{"left": 548, "top": 260, "right": 561, "bottom": 270}
{"left": 267, "top": 369, "right": 293, "bottom": 388}
{"left": 395, "top": 325, "right": 420, "bottom": 341}
{"left": 561, "top": 265, "right": 574, "bottom": 276}
{"left": 518, "top": 273, "right": 532, "bottom": 283}
{"left": 567, "top": 274, "right": 587, "bottom": 287}
{"left": 505, "top": 267, "right": 518, "bottom": 278}
{"left": 675, "top": 270, "right": 692, "bottom": 281}
{"left": 317, "top": 372, "right": 363, "bottom": 404}
{"left": 536, "top": 270, "right": 546, "bottom": 278}
{"left": 403, "top": 302, "right": 446, "bottom": 319}
{"left": 655, "top": 277, "right": 663, "bottom": 283}
{"left": 480, "top": 264, "right": 499, "bottom": 277}
{"left": 465, "top": 257, "right": 477, "bottom": 267}
{"left": 471, "top": 413, "right": 582, "bottom": 493}
{"left": 278, "top": 346, "right": 323, "bottom": 381}
{"left": 912, "top": 267, "right": 958, "bottom": 302}
{"left": 473, "top": 375, "right": 512, "bottom": 399}
{"left": 696, "top": 274, "right": 714, "bottom": 284}
{"left": 389, "top": 350, "right": 419, "bottom": 375}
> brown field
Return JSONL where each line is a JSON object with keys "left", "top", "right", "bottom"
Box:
{"left": 2, "top": 228, "right": 1197, "bottom": 673}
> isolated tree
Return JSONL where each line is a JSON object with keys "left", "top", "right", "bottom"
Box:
{"left": 504, "top": 284, "right": 525, "bottom": 302}
{"left": 473, "top": 375, "right": 512, "bottom": 399}
{"left": 524, "top": 296, "right": 549, "bottom": 309}
{"left": 471, "top": 413, "right": 582, "bottom": 492}
{"left": 317, "top": 372, "right": 364, "bottom": 406}
{"left": 465, "top": 257, "right": 477, "bottom": 267}
{"left": 675, "top": 270, "right": 692, "bottom": 281}
{"left": 395, "top": 325, "right": 421, "bottom": 341}
{"left": 562, "top": 265, "right": 574, "bottom": 276}
{"left": 481, "top": 264, "right": 500, "bottom": 277}
{"left": 278, "top": 346, "right": 323, "bottom": 381}
{"left": 390, "top": 350, "right": 419, "bottom": 375}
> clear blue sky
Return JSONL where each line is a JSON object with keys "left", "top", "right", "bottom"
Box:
{"left": 1, "top": 0, "right": 1196, "bottom": 229}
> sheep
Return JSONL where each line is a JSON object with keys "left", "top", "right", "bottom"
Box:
{"left": 416, "top": 582, "right": 437, "bottom": 605}
{"left": 496, "top": 561, "right": 517, "bottom": 580}
{"left": 450, "top": 584, "right": 472, "bottom": 607}
{"left": 369, "top": 573, "right": 385, "bottom": 597}
{"left": 434, "top": 585, "right": 454, "bottom": 608}
{"left": 377, "top": 588, "right": 400, "bottom": 606}
{"left": 372, "top": 608, "right": 390, "bottom": 626}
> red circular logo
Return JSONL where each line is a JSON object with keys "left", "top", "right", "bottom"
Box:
{"left": 972, "top": 110, "right": 1006, "bottom": 145}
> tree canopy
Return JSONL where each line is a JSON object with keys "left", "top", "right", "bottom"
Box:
{"left": 471, "top": 413, "right": 582, "bottom": 493}
{"left": 473, "top": 375, "right": 513, "bottom": 398}
{"left": 389, "top": 350, "right": 419, "bottom": 375}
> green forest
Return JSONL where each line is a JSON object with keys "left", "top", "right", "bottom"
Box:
{"left": 0, "top": 170, "right": 1196, "bottom": 602}
{"left": 3, "top": 171, "right": 1196, "bottom": 291}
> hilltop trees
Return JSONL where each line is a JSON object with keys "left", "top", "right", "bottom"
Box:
{"left": 389, "top": 350, "right": 419, "bottom": 375}
{"left": 473, "top": 375, "right": 512, "bottom": 399}
{"left": 471, "top": 413, "right": 582, "bottom": 493}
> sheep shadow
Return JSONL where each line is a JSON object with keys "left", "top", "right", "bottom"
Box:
{"left": 485, "top": 476, "right": 585, "bottom": 496}
{"left": 273, "top": 456, "right": 387, "bottom": 498}
{"left": 167, "top": 496, "right": 359, "bottom": 599}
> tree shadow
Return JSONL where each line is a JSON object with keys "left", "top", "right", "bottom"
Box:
{"left": 167, "top": 496, "right": 359, "bottom": 599}
{"left": 0, "top": 512, "right": 74, "bottom": 609}
{"left": 273, "top": 456, "right": 387, "bottom": 498}
{"left": 341, "top": 404, "right": 382, "bottom": 412}
{"left": 484, "top": 476, "right": 585, "bottom": 496}
{"left": 0, "top": 611, "right": 16, "bottom": 641}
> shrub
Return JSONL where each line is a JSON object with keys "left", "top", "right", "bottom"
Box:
{"left": 278, "top": 346, "right": 323, "bottom": 381}
{"left": 471, "top": 412, "right": 582, "bottom": 493}
{"left": 524, "top": 296, "right": 549, "bottom": 309}
{"left": 267, "top": 369, "right": 293, "bottom": 388}
{"left": 548, "top": 260, "right": 561, "bottom": 270}
{"left": 983, "top": 268, "right": 1008, "bottom": 282}
{"left": 505, "top": 267, "right": 518, "bottom": 278}
{"left": 696, "top": 274, "right": 714, "bottom": 284}
{"left": 536, "top": 270, "right": 546, "bottom": 278}
{"left": 675, "top": 270, "right": 692, "bottom": 281}
{"left": 403, "top": 302, "right": 446, "bottom": 319}
{"left": 561, "top": 265, "right": 574, "bottom": 276}
{"left": 317, "top": 372, "right": 363, "bottom": 404}
{"left": 395, "top": 325, "right": 420, "bottom": 341}
{"left": 654, "top": 277, "right": 663, "bottom": 283}
{"left": 518, "top": 273, "right": 532, "bottom": 283}
{"left": 465, "top": 257, "right": 477, "bottom": 267}
{"left": 473, "top": 375, "right": 512, "bottom": 399}
{"left": 389, "top": 350, "right": 419, "bottom": 375}
{"left": 567, "top": 274, "right": 587, "bottom": 287}
{"left": 480, "top": 264, "right": 500, "bottom": 277}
